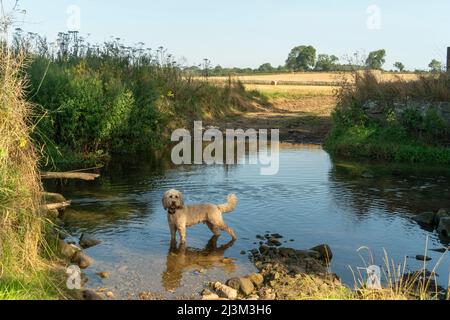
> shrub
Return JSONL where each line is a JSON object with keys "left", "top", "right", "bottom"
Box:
{"left": 14, "top": 31, "right": 249, "bottom": 166}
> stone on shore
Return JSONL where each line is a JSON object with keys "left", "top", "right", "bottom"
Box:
{"left": 82, "top": 290, "right": 103, "bottom": 300}
{"left": 226, "top": 277, "right": 255, "bottom": 296}
{"left": 213, "top": 282, "right": 238, "bottom": 300}
{"left": 58, "top": 240, "right": 80, "bottom": 259}
{"left": 248, "top": 273, "right": 264, "bottom": 288}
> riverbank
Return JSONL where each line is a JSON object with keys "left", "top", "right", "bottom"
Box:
{"left": 325, "top": 71, "right": 450, "bottom": 164}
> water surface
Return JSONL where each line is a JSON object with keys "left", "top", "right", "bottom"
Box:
{"left": 47, "top": 144, "right": 450, "bottom": 299}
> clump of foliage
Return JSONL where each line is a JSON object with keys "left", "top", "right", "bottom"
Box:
{"left": 326, "top": 70, "right": 450, "bottom": 164}
{"left": 365, "top": 49, "right": 386, "bottom": 70}
{"left": 285, "top": 45, "right": 317, "bottom": 71}
{"left": 13, "top": 30, "right": 246, "bottom": 167}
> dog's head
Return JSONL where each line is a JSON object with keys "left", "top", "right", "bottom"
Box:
{"left": 162, "top": 189, "right": 184, "bottom": 213}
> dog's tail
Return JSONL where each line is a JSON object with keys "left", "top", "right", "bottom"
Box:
{"left": 217, "top": 194, "right": 238, "bottom": 214}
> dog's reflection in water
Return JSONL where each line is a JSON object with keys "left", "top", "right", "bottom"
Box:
{"left": 162, "top": 236, "right": 236, "bottom": 291}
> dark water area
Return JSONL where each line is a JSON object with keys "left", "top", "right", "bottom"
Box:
{"left": 46, "top": 144, "right": 450, "bottom": 299}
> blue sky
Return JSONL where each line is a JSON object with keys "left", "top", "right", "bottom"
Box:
{"left": 4, "top": 0, "right": 450, "bottom": 70}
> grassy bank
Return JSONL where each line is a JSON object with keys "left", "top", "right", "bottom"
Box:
{"left": 325, "top": 71, "right": 450, "bottom": 164}
{"left": 12, "top": 31, "right": 256, "bottom": 169}
{"left": 0, "top": 48, "right": 63, "bottom": 299}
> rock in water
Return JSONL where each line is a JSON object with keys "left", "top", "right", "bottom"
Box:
{"left": 413, "top": 212, "right": 437, "bottom": 227}
{"left": 438, "top": 217, "right": 450, "bottom": 237}
{"left": 435, "top": 209, "right": 450, "bottom": 225}
{"left": 270, "top": 233, "right": 283, "bottom": 239}
{"left": 96, "top": 272, "right": 109, "bottom": 279}
{"left": 431, "top": 247, "right": 449, "bottom": 253}
{"left": 415, "top": 255, "right": 432, "bottom": 262}
{"left": 259, "top": 245, "right": 269, "bottom": 255}
{"left": 310, "top": 244, "right": 333, "bottom": 262}
{"left": 72, "top": 251, "right": 94, "bottom": 269}
{"left": 267, "top": 238, "right": 282, "bottom": 247}
{"left": 79, "top": 233, "right": 101, "bottom": 249}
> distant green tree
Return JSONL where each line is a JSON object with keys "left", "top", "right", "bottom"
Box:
{"left": 286, "top": 45, "right": 316, "bottom": 71}
{"left": 365, "top": 49, "right": 386, "bottom": 70}
{"left": 258, "top": 63, "right": 274, "bottom": 72}
{"left": 315, "top": 54, "right": 339, "bottom": 71}
{"left": 213, "top": 65, "right": 223, "bottom": 74}
{"left": 393, "top": 62, "right": 405, "bottom": 72}
{"left": 428, "top": 59, "right": 442, "bottom": 73}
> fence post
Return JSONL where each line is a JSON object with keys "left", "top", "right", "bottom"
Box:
{"left": 447, "top": 47, "right": 450, "bottom": 72}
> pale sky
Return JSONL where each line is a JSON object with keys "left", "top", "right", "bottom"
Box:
{"left": 3, "top": 0, "right": 449, "bottom": 70}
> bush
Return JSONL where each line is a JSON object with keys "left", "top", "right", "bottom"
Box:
{"left": 15, "top": 31, "right": 248, "bottom": 167}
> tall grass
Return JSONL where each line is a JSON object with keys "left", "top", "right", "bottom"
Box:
{"left": 350, "top": 242, "right": 449, "bottom": 300}
{"left": 0, "top": 45, "right": 60, "bottom": 299}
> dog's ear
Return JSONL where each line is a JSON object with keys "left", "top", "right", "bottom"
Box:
{"left": 162, "top": 191, "right": 170, "bottom": 210}
{"left": 177, "top": 191, "right": 184, "bottom": 209}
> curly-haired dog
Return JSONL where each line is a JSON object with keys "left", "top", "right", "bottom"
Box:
{"left": 162, "top": 189, "right": 238, "bottom": 243}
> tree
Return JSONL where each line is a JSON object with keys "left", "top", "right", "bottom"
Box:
{"left": 315, "top": 54, "right": 339, "bottom": 71}
{"left": 286, "top": 45, "right": 316, "bottom": 71}
{"left": 393, "top": 62, "right": 405, "bottom": 72}
{"left": 212, "top": 65, "right": 223, "bottom": 75}
{"left": 258, "top": 63, "right": 274, "bottom": 72}
{"left": 428, "top": 59, "right": 442, "bottom": 73}
{"left": 365, "top": 49, "right": 386, "bottom": 70}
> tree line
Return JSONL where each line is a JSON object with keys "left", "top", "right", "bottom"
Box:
{"left": 190, "top": 45, "right": 445, "bottom": 76}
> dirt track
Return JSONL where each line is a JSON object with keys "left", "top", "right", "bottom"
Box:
{"left": 207, "top": 95, "right": 336, "bottom": 144}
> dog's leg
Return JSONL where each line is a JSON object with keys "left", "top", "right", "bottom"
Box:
{"left": 178, "top": 226, "right": 187, "bottom": 244}
{"left": 206, "top": 222, "right": 221, "bottom": 237}
{"left": 219, "top": 224, "right": 237, "bottom": 241}
{"left": 169, "top": 224, "right": 177, "bottom": 243}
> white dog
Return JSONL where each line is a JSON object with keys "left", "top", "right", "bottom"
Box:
{"left": 162, "top": 189, "right": 238, "bottom": 243}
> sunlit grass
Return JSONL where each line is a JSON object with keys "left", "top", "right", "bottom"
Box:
{"left": 0, "top": 46, "right": 63, "bottom": 300}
